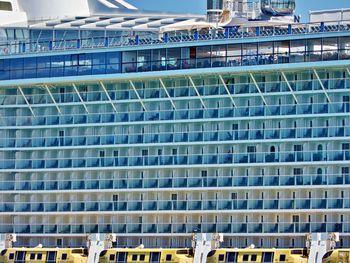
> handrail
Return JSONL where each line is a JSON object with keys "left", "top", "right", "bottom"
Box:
{"left": 0, "top": 101, "right": 346, "bottom": 119}
{"left": 0, "top": 173, "right": 345, "bottom": 184}
{"left": 1, "top": 149, "right": 350, "bottom": 162}
{"left": 0, "top": 125, "right": 346, "bottom": 143}
{"left": 0, "top": 198, "right": 345, "bottom": 205}
{"left": 0, "top": 77, "right": 348, "bottom": 103}
{"left": 0, "top": 20, "right": 350, "bottom": 56}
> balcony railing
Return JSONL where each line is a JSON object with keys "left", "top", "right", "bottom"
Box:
{"left": 1, "top": 198, "right": 349, "bottom": 213}
{"left": 1, "top": 173, "right": 348, "bottom": 191}
{"left": 1, "top": 102, "right": 350, "bottom": 127}
{"left": 0, "top": 222, "right": 347, "bottom": 235}
{"left": 1, "top": 20, "right": 350, "bottom": 56}
{"left": 1, "top": 125, "right": 349, "bottom": 149}
{"left": 2, "top": 149, "right": 350, "bottom": 170}
{"left": 0, "top": 78, "right": 349, "bottom": 106}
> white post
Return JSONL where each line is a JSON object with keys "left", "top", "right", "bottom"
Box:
{"left": 306, "top": 233, "right": 339, "bottom": 263}
{"left": 192, "top": 233, "right": 223, "bottom": 263}
{"left": 87, "top": 234, "right": 116, "bottom": 263}
{"left": 0, "top": 234, "right": 16, "bottom": 252}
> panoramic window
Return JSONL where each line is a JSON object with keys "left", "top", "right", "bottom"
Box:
{"left": 322, "top": 38, "right": 338, "bottom": 60}
{"left": 339, "top": 36, "right": 350, "bottom": 59}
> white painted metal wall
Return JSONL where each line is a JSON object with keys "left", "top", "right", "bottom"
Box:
{"left": 310, "top": 8, "right": 350, "bottom": 23}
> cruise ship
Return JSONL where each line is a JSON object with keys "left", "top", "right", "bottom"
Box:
{"left": 0, "top": 0, "right": 350, "bottom": 250}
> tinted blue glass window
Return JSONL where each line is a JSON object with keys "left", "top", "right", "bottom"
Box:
{"left": 92, "top": 64, "right": 106, "bottom": 75}
{"left": 23, "top": 57, "right": 37, "bottom": 78}
{"left": 51, "top": 55, "right": 64, "bottom": 68}
{"left": 0, "top": 71, "right": 9, "bottom": 80}
{"left": 0, "top": 59, "right": 10, "bottom": 70}
{"left": 50, "top": 67, "right": 64, "bottom": 77}
{"left": 64, "top": 54, "right": 78, "bottom": 76}
{"left": 50, "top": 56, "right": 64, "bottom": 77}
{"left": 78, "top": 53, "right": 92, "bottom": 66}
{"left": 106, "top": 52, "right": 120, "bottom": 64}
{"left": 137, "top": 50, "right": 151, "bottom": 72}
{"left": 10, "top": 58, "right": 23, "bottom": 69}
{"left": 37, "top": 56, "right": 51, "bottom": 78}
{"left": 122, "top": 51, "right": 137, "bottom": 73}
{"left": 151, "top": 49, "right": 166, "bottom": 71}
{"left": 50, "top": 55, "right": 64, "bottom": 77}
{"left": 37, "top": 56, "right": 51, "bottom": 69}
{"left": 9, "top": 58, "right": 23, "bottom": 79}
{"left": 64, "top": 65, "right": 78, "bottom": 76}
{"left": 78, "top": 53, "right": 92, "bottom": 75}
{"left": 196, "top": 46, "right": 211, "bottom": 68}
{"left": 106, "top": 52, "right": 121, "bottom": 74}
{"left": 242, "top": 43, "right": 258, "bottom": 66}
{"left": 106, "top": 63, "right": 120, "bottom": 74}
{"left": 92, "top": 53, "right": 106, "bottom": 65}
{"left": 65, "top": 54, "right": 78, "bottom": 66}
{"left": 0, "top": 59, "right": 9, "bottom": 80}
{"left": 23, "top": 68, "right": 37, "bottom": 78}
{"left": 23, "top": 57, "right": 37, "bottom": 69}
{"left": 78, "top": 65, "right": 92, "bottom": 75}
{"left": 92, "top": 53, "right": 106, "bottom": 74}
{"left": 167, "top": 48, "right": 181, "bottom": 70}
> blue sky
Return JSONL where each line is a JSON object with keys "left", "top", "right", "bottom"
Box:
{"left": 128, "top": 0, "right": 350, "bottom": 21}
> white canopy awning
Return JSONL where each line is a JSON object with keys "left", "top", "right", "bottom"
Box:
{"left": 160, "top": 19, "right": 216, "bottom": 33}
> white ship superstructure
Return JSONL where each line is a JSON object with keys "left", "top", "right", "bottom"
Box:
{"left": 0, "top": 0, "right": 349, "bottom": 249}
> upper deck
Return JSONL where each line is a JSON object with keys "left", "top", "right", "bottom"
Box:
{"left": 0, "top": 20, "right": 350, "bottom": 84}
{"left": 1, "top": 19, "right": 350, "bottom": 57}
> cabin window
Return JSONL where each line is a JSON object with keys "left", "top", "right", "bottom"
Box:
{"left": 9, "top": 253, "right": 14, "bottom": 260}
{"left": 150, "top": 252, "right": 160, "bottom": 263}
{"left": 117, "top": 252, "right": 127, "bottom": 262}
{"left": 15, "top": 252, "right": 26, "bottom": 262}
{"left": 251, "top": 254, "right": 257, "bottom": 261}
{"left": 262, "top": 252, "right": 274, "bottom": 263}
{"left": 56, "top": 238, "right": 63, "bottom": 247}
{"left": 46, "top": 252, "right": 57, "bottom": 263}
{"left": 242, "top": 254, "right": 249, "bottom": 261}
{"left": 30, "top": 253, "right": 36, "bottom": 260}
{"left": 166, "top": 254, "right": 172, "bottom": 261}
{"left": 37, "top": 254, "right": 42, "bottom": 260}
{"left": 62, "top": 253, "right": 67, "bottom": 260}
{"left": 279, "top": 254, "right": 286, "bottom": 261}
{"left": 109, "top": 254, "right": 115, "bottom": 261}
{"left": 140, "top": 254, "right": 145, "bottom": 261}
{"left": 218, "top": 254, "right": 225, "bottom": 261}
{"left": 132, "top": 254, "right": 138, "bottom": 261}
{"left": 0, "top": 1, "right": 12, "bottom": 11}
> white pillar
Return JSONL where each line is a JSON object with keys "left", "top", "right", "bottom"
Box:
{"left": 87, "top": 234, "right": 116, "bottom": 263}
{"left": 192, "top": 233, "right": 223, "bottom": 263}
{"left": 0, "top": 234, "right": 16, "bottom": 252}
{"left": 307, "top": 233, "right": 339, "bottom": 263}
